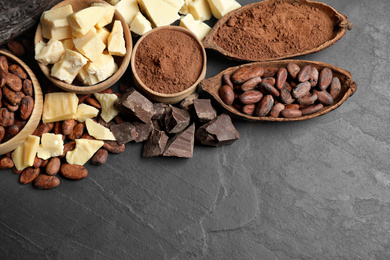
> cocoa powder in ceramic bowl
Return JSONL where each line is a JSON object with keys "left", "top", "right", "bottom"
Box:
{"left": 131, "top": 26, "right": 206, "bottom": 104}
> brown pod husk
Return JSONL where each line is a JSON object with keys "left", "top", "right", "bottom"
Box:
{"left": 199, "top": 60, "right": 357, "bottom": 122}
{"left": 202, "top": 0, "right": 352, "bottom": 62}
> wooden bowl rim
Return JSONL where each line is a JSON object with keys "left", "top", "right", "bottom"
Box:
{"left": 200, "top": 59, "right": 357, "bottom": 122}
{"left": 0, "top": 50, "right": 43, "bottom": 155}
{"left": 34, "top": 0, "right": 132, "bottom": 94}
{"left": 131, "top": 26, "right": 207, "bottom": 99}
{"left": 202, "top": 0, "right": 352, "bottom": 63}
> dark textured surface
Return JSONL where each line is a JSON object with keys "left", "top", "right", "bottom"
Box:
{"left": 0, "top": 0, "right": 386, "bottom": 259}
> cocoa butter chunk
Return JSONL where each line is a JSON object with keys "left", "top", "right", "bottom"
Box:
{"left": 142, "top": 129, "right": 169, "bottom": 157}
{"left": 193, "top": 99, "right": 217, "bottom": 122}
{"left": 180, "top": 92, "right": 199, "bottom": 110}
{"left": 165, "top": 105, "right": 191, "bottom": 134}
{"left": 114, "top": 88, "right": 154, "bottom": 123}
{"left": 195, "top": 114, "right": 240, "bottom": 147}
{"left": 133, "top": 120, "right": 153, "bottom": 143}
{"left": 152, "top": 103, "right": 167, "bottom": 120}
{"left": 163, "top": 123, "right": 195, "bottom": 158}
{"left": 110, "top": 122, "right": 137, "bottom": 145}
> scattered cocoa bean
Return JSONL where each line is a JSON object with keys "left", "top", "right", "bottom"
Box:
{"left": 33, "top": 123, "right": 51, "bottom": 137}
{"left": 103, "top": 141, "right": 125, "bottom": 154}
{"left": 68, "top": 122, "right": 85, "bottom": 140}
{"left": 60, "top": 163, "right": 88, "bottom": 180}
{"left": 86, "top": 97, "right": 101, "bottom": 109}
{"left": 60, "top": 141, "right": 76, "bottom": 158}
{"left": 33, "top": 156, "right": 43, "bottom": 168}
{"left": 20, "top": 167, "right": 40, "bottom": 184}
{"left": 7, "top": 41, "right": 25, "bottom": 56}
{"left": 62, "top": 119, "right": 76, "bottom": 135}
{"left": 45, "top": 157, "right": 61, "bottom": 176}
{"left": 34, "top": 175, "right": 60, "bottom": 189}
{"left": 0, "top": 157, "right": 14, "bottom": 169}
{"left": 91, "top": 149, "right": 108, "bottom": 165}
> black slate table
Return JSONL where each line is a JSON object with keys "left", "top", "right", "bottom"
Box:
{"left": 0, "top": 0, "right": 385, "bottom": 259}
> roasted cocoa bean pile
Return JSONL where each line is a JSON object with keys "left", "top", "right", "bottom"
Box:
{"left": 219, "top": 64, "right": 341, "bottom": 118}
{"left": 0, "top": 55, "right": 34, "bottom": 142}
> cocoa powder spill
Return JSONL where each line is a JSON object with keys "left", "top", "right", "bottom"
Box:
{"left": 135, "top": 29, "right": 203, "bottom": 94}
{"left": 214, "top": 0, "right": 337, "bottom": 60}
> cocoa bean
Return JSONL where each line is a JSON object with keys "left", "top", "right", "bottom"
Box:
{"left": 9, "top": 64, "right": 27, "bottom": 80}
{"left": 262, "top": 77, "right": 276, "bottom": 86}
{"left": 3, "top": 125, "right": 19, "bottom": 141}
{"left": 280, "top": 83, "right": 294, "bottom": 105}
{"left": 231, "top": 66, "right": 264, "bottom": 84}
{"left": 40, "top": 159, "right": 48, "bottom": 168}
{"left": 329, "top": 77, "right": 341, "bottom": 99}
{"left": 280, "top": 109, "right": 302, "bottom": 118}
{"left": 219, "top": 85, "right": 234, "bottom": 105}
{"left": 263, "top": 67, "right": 278, "bottom": 77}
{"left": 53, "top": 121, "right": 62, "bottom": 135}
{"left": 103, "top": 141, "right": 125, "bottom": 154}
{"left": 3, "top": 87, "right": 22, "bottom": 105}
{"left": 62, "top": 119, "right": 76, "bottom": 135}
{"left": 86, "top": 97, "right": 101, "bottom": 109}
{"left": 0, "top": 126, "right": 4, "bottom": 142}
{"left": 20, "top": 167, "right": 40, "bottom": 184}
{"left": 260, "top": 82, "right": 280, "bottom": 97}
{"left": 12, "top": 167, "right": 22, "bottom": 174}
{"left": 68, "top": 122, "right": 85, "bottom": 140}
{"left": 33, "top": 123, "right": 51, "bottom": 137}
{"left": 0, "top": 157, "right": 14, "bottom": 169}
{"left": 269, "top": 103, "right": 285, "bottom": 118}
{"left": 60, "top": 141, "right": 76, "bottom": 158}
{"left": 313, "top": 90, "right": 334, "bottom": 105}
{"left": 239, "top": 90, "right": 263, "bottom": 105}
{"left": 60, "top": 163, "right": 88, "bottom": 180}
{"left": 3, "top": 100, "right": 19, "bottom": 112}
{"left": 318, "top": 68, "right": 333, "bottom": 90}
{"left": 77, "top": 94, "right": 91, "bottom": 104}
{"left": 91, "top": 149, "right": 108, "bottom": 165}
{"left": 46, "top": 157, "right": 61, "bottom": 176}
{"left": 81, "top": 132, "right": 95, "bottom": 140}
{"left": 285, "top": 104, "right": 300, "bottom": 110}
{"left": 13, "top": 119, "right": 26, "bottom": 130}
{"left": 297, "top": 65, "right": 312, "bottom": 82}
{"left": 276, "top": 67, "right": 288, "bottom": 90}
{"left": 255, "top": 95, "right": 274, "bottom": 116}
{"left": 241, "top": 77, "right": 261, "bottom": 91}
{"left": 22, "top": 79, "right": 33, "bottom": 96}
{"left": 292, "top": 81, "right": 311, "bottom": 99}
{"left": 287, "top": 63, "right": 300, "bottom": 79}
{"left": 33, "top": 156, "right": 43, "bottom": 168}
{"left": 34, "top": 175, "right": 60, "bottom": 189}
{"left": 5, "top": 72, "right": 22, "bottom": 91}
{"left": 297, "top": 93, "right": 318, "bottom": 106}
{"left": 0, "top": 70, "right": 7, "bottom": 88}
{"left": 222, "top": 74, "right": 234, "bottom": 89}
{"left": 7, "top": 41, "right": 25, "bottom": 57}
{"left": 19, "top": 96, "right": 34, "bottom": 120}
{"left": 300, "top": 103, "right": 324, "bottom": 115}
{"left": 309, "top": 67, "right": 319, "bottom": 87}
{"left": 0, "top": 56, "right": 8, "bottom": 72}
{"left": 5, "top": 112, "right": 14, "bottom": 127}
{"left": 0, "top": 108, "right": 10, "bottom": 127}
{"left": 242, "top": 104, "right": 256, "bottom": 115}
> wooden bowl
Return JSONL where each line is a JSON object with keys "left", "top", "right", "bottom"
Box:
{"left": 131, "top": 26, "right": 207, "bottom": 104}
{"left": 202, "top": 0, "right": 353, "bottom": 63}
{"left": 200, "top": 60, "right": 357, "bottom": 122}
{"left": 0, "top": 50, "right": 43, "bottom": 155}
{"left": 34, "top": 0, "right": 132, "bottom": 94}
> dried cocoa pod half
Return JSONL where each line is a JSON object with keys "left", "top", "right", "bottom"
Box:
{"left": 34, "top": 175, "right": 60, "bottom": 189}
{"left": 231, "top": 66, "right": 264, "bottom": 84}
{"left": 239, "top": 90, "right": 263, "bottom": 105}
{"left": 255, "top": 95, "right": 274, "bottom": 117}
{"left": 241, "top": 77, "right": 261, "bottom": 91}
{"left": 219, "top": 85, "right": 234, "bottom": 105}
{"left": 200, "top": 60, "right": 356, "bottom": 122}
{"left": 276, "top": 67, "right": 288, "bottom": 90}
{"left": 60, "top": 163, "right": 88, "bottom": 180}
{"left": 20, "top": 167, "right": 40, "bottom": 184}
{"left": 9, "top": 64, "right": 27, "bottom": 80}
{"left": 301, "top": 103, "right": 324, "bottom": 115}
{"left": 318, "top": 68, "right": 333, "bottom": 90}
{"left": 202, "top": 1, "right": 352, "bottom": 62}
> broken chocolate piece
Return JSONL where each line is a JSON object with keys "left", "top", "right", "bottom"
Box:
{"left": 133, "top": 120, "right": 153, "bottom": 143}
{"left": 163, "top": 123, "right": 195, "bottom": 158}
{"left": 165, "top": 105, "right": 191, "bottom": 134}
{"left": 114, "top": 88, "right": 154, "bottom": 124}
{"left": 180, "top": 92, "right": 199, "bottom": 110}
{"left": 195, "top": 114, "right": 240, "bottom": 146}
{"left": 193, "top": 99, "right": 217, "bottom": 122}
{"left": 151, "top": 119, "right": 161, "bottom": 131}
{"left": 152, "top": 103, "right": 168, "bottom": 120}
{"left": 110, "top": 122, "right": 137, "bottom": 145}
{"left": 142, "top": 129, "right": 169, "bottom": 157}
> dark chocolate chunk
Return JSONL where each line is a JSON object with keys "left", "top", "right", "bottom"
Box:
{"left": 114, "top": 88, "right": 154, "bottom": 124}
{"left": 133, "top": 120, "right": 153, "bottom": 143}
{"left": 165, "top": 105, "right": 191, "bottom": 134}
{"left": 151, "top": 119, "right": 161, "bottom": 131}
{"left": 152, "top": 103, "right": 167, "bottom": 120}
{"left": 180, "top": 92, "right": 198, "bottom": 110}
{"left": 193, "top": 99, "right": 217, "bottom": 122}
{"left": 163, "top": 123, "right": 195, "bottom": 158}
{"left": 110, "top": 122, "right": 137, "bottom": 145}
{"left": 195, "top": 114, "right": 239, "bottom": 146}
{"left": 142, "top": 129, "right": 169, "bottom": 157}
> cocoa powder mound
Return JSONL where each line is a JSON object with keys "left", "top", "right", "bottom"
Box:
{"left": 213, "top": 0, "right": 337, "bottom": 60}
{"left": 135, "top": 29, "right": 203, "bottom": 94}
